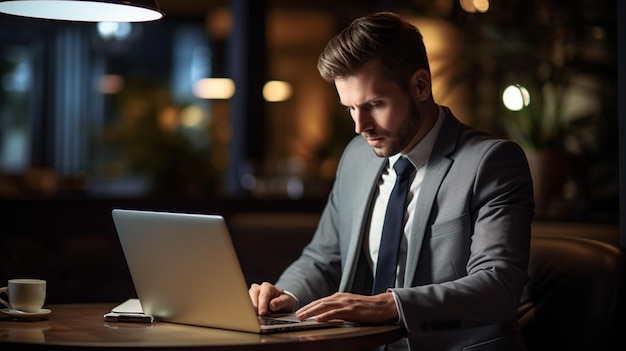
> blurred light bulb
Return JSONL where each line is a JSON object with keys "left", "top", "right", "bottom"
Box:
{"left": 502, "top": 84, "right": 530, "bottom": 111}
{"left": 193, "top": 78, "right": 235, "bottom": 99}
{"left": 474, "top": 0, "right": 490, "bottom": 13}
{"left": 97, "top": 22, "right": 132, "bottom": 40}
{"left": 263, "top": 80, "right": 292, "bottom": 102}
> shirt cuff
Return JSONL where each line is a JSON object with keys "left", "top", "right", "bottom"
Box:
{"left": 282, "top": 290, "right": 299, "bottom": 306}
{"left": 388, "top": 288, "right": 404, "bottom": 325}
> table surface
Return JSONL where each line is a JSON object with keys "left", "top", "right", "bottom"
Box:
{"left": 0, "top": 303, "right": 403, "bottom": 350}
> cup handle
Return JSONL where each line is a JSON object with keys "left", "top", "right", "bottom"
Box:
{"left": 0, "top": 287, "right": 10, "bottom": 308}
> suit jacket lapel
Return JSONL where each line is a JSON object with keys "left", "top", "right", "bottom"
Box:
{"left": 404, "top": 107, "right": 461, "bottom": 286}
{"left": 339, "top": 153, "right": 386, "bottom": 292}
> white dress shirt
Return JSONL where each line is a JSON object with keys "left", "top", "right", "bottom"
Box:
{"left": 366, "top": 107, "right": 445, "bottom": 288}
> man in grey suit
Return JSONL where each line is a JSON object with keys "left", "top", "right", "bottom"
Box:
{"left": 249, "top": 12, "right": 534, "bottom": 351}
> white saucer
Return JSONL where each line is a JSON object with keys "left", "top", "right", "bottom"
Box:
{"left": 1, "top": 308, "right": 51, "bottom": 319}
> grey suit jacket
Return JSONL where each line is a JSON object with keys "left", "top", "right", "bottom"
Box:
{"left": 276, "top": 107, "right": 534, "bottom": 351}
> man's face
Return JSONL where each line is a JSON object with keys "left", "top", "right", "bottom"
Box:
{"left": 335, "top": 64, "right": 421, "bottom": 157}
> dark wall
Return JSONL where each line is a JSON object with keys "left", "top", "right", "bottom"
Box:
{"left": 0, "top": 199, "right": 323, "bottom": 304}
{"left": 618, "top": 0, "right": 626, "bottom": 248}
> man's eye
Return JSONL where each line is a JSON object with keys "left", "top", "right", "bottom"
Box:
{"left": 367, "top": 101, "right": 382, "bottom": 109}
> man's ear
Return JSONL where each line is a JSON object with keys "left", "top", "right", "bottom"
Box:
{"left": 411, "top": 69, "right": 432, "bottom": 102}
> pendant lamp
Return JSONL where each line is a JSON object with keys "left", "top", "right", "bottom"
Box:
{"left": 0, "top": 0, "right": 163, "bottom": 22}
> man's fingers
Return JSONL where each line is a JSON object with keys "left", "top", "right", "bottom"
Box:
{"left": 251, "top": 282, "right": 283, "bottom": 316}
{"left": 257, "top": 283, "right": 274, "bottom": 315}
{"left": 269, "top": 293, "right": 294, "bottom": 313}
{"left": 248, "top": 283, "right": 262, "bottom": 311}
{"left": 295, "top": 292, "right": 398, "bottom": 324}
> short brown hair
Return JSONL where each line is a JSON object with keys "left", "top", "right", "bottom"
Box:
{"left": 317, "top": 12, "right": 430, "bottom": 90}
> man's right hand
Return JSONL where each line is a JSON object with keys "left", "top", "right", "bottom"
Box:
{"left": 249, "top": 282, "right": 297, "bottom": 316}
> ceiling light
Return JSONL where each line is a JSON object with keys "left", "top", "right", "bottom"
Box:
{"left": 0, "top": 0, "right": 163, "bottom": 22}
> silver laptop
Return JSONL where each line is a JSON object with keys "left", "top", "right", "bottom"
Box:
{"left": 111, "top": 209, "right": 344, "bottom": 333}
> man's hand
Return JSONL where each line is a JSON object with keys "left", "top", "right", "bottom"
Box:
{"left": 295, "top": 292, "right": 399, "bottom": 324}
{"left": 249, "top": 282, "right": 297, "bottom": 316}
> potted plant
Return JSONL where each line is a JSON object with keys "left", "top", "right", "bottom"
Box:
{"left": 502, "top": 82, "right": 597, "bottom": 213}
{"left": 482, "top": 0, "right": 613, "bottom": 215}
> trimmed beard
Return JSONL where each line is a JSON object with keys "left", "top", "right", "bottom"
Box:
{"left": 372, "top": 98, "right": 421, "bottom": 157}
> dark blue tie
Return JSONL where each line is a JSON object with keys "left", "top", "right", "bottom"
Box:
{"left": 372, "top": 157, "right": 415, "bottom": 295}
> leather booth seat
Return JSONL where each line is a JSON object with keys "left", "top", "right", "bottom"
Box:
{"left": 517, "top": 236, "right": 626, "bottom": 350}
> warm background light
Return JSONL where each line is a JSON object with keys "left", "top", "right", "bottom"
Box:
{"left": 460, "top": 0, "right": 490, "bottom": 13}
{"left": 193, "top": 78, "right": 235, "bottom": 99}
{"left": 263, "top": 80, "right": 292, "bottom": 102}
{"left": 98, "top": 74, "right": 125, "bottom": 94}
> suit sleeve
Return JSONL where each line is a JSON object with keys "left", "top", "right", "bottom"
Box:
{"left": 274, "top": 137, "right": 363, "bottom": 306}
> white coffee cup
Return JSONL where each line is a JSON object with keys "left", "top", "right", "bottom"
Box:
{"left": 0, "top": 279, "right": 47, "bottom": 313}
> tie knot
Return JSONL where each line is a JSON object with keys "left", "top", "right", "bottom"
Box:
{"left": 393, "top": 157, "right": 414, "bottom": 178}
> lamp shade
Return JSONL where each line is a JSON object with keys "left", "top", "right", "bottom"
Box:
{"left": 0, "top": 0, "right": 163, "bottom": 22}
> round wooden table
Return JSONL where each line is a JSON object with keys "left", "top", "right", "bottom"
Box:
{"left": 0, "top": 303, "right": 403, "bottom": 350}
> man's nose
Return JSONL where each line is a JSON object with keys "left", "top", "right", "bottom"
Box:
{"left": 353, "top": 110, "right": 372, "bottom": 134}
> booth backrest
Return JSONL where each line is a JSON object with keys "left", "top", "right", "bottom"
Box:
{"left": 518, "top": 236, "right": 626, "bottom": 350}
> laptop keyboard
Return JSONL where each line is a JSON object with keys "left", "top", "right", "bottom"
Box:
{"left": 258, "top": 316, "right": 299, "bottom": 325}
